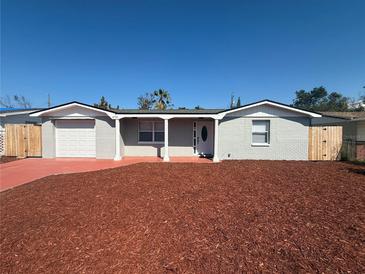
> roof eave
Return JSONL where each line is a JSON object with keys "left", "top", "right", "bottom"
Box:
{"left": 217, "top": 100, "right": 322, "bottom": 118}
{"left": 29, "top": 101, "right": 117, "bottom": 118}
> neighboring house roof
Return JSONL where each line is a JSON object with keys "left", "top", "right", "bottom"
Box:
{"left": 0, "top": 108, "right": 43, "bottom": 117}
{"left": 320, "top": 111, "right": 365, "bottom": 120}
{"left": 30, "top": 99, "right": 322, "bottom": 118}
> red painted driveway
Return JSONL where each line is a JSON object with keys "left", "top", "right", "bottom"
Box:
{"left": 0, "top": 157, "right": 211, "bottom": 192}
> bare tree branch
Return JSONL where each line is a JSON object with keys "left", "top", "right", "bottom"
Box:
{"left": 0, "top": 95, "right": 15, "bottom": 108}
{"left": 13, "top": 95, "right": 32, "bottom": 108}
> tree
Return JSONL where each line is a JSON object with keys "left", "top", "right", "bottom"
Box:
{"left": 230, "top": 93, "right": 235, "bottom": 108}
{"left": 352, "top": 87, "right": 365, "bottom": 111}
{"left": 236, "top": 97, "right": 242, "bottom": 107}
{"left": 153, "top": 89, "right": 172, "bottom": 110}
{"left": 137, "top": 93, "right": 155, "bottom": 110}
{"left": 229, "top": 94, "right": 242, "bottom": 108}
{"left": 195, "top": 105, "right": 204, "bottom": 110}
{"left": 94, "top": 96, "right": 119, "bottom": 110}
{"left": 292, "top": 86, "right": 349, "bottom": 111}
{"left": 0, "top": 94, "right": 31, "bottom": 108}
{"left": 94, "top": 96, "right": 110, "bottom": 109}
{"left": 325, "top": 92, "right": 349, "bottom": 111}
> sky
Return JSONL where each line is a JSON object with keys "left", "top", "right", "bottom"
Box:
{"left": 1, "top": 0, "right": 365, "bottom": 109}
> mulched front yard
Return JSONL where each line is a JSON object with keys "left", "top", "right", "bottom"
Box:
{"left": 1, "top": 161, "right": 364, "bottom": 273}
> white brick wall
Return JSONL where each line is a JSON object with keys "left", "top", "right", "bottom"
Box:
{"left": 218, "top": 116, "right": 310, "bottom": 160}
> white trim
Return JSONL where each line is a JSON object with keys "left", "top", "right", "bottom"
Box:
{"left": 218, "top": 101, "right": 322, "bottom": 118}
{"left": 114, "top": 119, "right": 122, "bottom": 160}
{"left": 213, "top": 119, "right": 219, "bottom": 162}
{"left": 192, "top": 121, "right": 197, "bottom": 155}
{"left": 163, "top": 118, "right": 169, "bottom": 161}
{"left": 117, "top": 114, "right": 219, "bottom": 119}
{"left": 30, "top": 102, "right": 116, "bottom": 118}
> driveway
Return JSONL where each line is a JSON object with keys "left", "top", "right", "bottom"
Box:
{"left": 0, "top": 157, "right": 211, "bottom": 191}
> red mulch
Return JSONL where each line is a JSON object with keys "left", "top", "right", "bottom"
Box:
{"left": 0, "top": 157, "right": 19, "bottom": 164}
{"left": 0, "top": 161, "right": 364, "bottom": 273}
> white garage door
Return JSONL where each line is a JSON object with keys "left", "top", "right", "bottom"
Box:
{"left": 55, "top": 120, "right": 96, "bottom": 157}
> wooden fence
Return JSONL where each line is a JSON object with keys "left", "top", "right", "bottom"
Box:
{"left": 308, "top": 126, "right": 342, "bottom": 161}
{"left": 5, "top": 124, "right": 42, "bottom": 157}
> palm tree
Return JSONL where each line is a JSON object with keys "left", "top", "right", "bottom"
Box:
{"left": 153, "top": 89, "right": 171, "bottom": 110}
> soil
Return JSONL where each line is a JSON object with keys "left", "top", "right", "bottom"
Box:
{"left": 0, "top": 161, "right": 364, "bottom": 273}
{"left": 0, "top": 156, "right": 19, "bottom": 164}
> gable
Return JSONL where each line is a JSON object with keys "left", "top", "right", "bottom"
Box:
{"left": 30, "top": 102, "right": 116, "bottom": 118}
{"left": 46, "top": 105, "right": 108, "bottom": 117}
{"left": 226, "top": 104, "right": 308, "bottom": 117}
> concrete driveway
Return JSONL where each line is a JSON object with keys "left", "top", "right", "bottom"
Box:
{"left": 0, "top": 157, "right": 211, "bottom": 192}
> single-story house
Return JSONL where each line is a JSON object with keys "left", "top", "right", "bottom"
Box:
{"left": 29, "top": 99, "right": 324, "bottom": 161}
{"left": 0, "top": 109, "right": 43, "bottom": 156}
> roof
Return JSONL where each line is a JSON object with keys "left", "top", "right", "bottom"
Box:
{"left": 113, "top": 108, "right": 225, "bottom": 114}
{"left": 0, "top": 108, "right": 43, "bottom": 117}
{"left": 320, "top": 111, "right": 365, "bottom": 120}
{"left": 30, "top": 102, "right": 116, "bottom": 118}
{"left": 217, "top": 99, "right": 322, "bottom": 117}
{"left": 30, "top": 99, "right": 322, "bottom": 118}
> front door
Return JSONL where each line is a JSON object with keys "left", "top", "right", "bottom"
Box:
{"left": 196, "top": 121, "right": 214, "bottom": 155}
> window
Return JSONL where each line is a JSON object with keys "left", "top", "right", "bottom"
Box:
{"left": 138, "top": 121, "right": 164, "bottom": 143}
{"left": 154, "top": 121, "right": 164, "bottom": 142}
{"left": 252, "top": 120, "right": 270, "bottom": 145}
{"left": 201, "top": 126, "right": 208, "bottom": 141}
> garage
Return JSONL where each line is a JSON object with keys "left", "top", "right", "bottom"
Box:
{"left": 55, "top": 119, "right": 96, "bottom": 157}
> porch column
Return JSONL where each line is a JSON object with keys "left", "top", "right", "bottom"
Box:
{"left": 114, "top": 118, "right": 122, "bottom": 161}
{"left": 213, "top": 118, "right": 220, "bottom": 162}
{"left": 163, "top": 118, "right": 170, "bottom": 162}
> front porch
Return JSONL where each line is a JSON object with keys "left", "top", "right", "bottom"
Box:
{"left": 113, "top": 117, "right": 220, "bottom": 162}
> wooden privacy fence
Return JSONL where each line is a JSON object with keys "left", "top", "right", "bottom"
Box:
{"left": 5, "top": 124, "right": 42, "bottom": 157}
{"left": 308, "top": 126, "right": 342, "bottom": 161}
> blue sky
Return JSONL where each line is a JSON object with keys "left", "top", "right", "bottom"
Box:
{"left": 1, "top": 0, "right": 364, "bottom": 109}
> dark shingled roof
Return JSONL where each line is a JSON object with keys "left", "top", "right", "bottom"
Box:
{"left": 29, "top": 99, "right": 323, "bottom": 116}
{"left": 112, "top": 108, "right": 225, "bottom": 114}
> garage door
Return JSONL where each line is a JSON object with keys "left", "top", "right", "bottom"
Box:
{"left": 55, "top": 120, "right": 96, "bottom": 157}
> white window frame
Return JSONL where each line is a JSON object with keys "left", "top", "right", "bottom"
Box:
{"left": 251, "top": 120, "right": 270, "bottom": 146}
{"left": 138, "top": 120, "right": 164, "bottom": 144}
